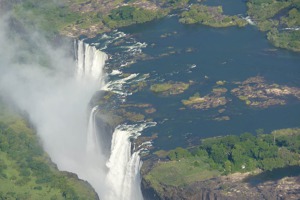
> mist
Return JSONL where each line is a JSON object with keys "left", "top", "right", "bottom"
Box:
{"left": 0, "top": 12, "right": 147, "bottom": 199}
{"left": 0, "top": 15, "right": 108, "bottom": 195}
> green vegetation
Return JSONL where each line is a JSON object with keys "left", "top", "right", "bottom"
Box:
{"left": 144, "top": 156, "right": 220, "bottom": 192}
{"left": 194, "top": 129, "right": 300, "bottom": 173}
{"left": 150, "top": 81, "right": 190, "bottom": 95}
{"left": 13, "top": 0, "right": 98, "bottom": 37}
{"left": 179, "top": 5, "right": 247, "bottom": 27}
{"left": 150, "top": 83, "right": 173, "bottom": 93}
{"left": 0, "top": 102, "right": 97, "bottom": 199}
{"left": 247, "top": 0, "right": 300, "bottom": 51}
{"left": 182, "top": 90, "right": 227, "bottom": 110}
{"left": 103, "top": 6, "right": 167, "bottom": 29}
{"left": 247, "top": 0, "right": 290, "bottom": 22}
{"left": 10, "top": 0, "right": 167, "bottom": 37}
{"left": 182, "top": 92, "right": 205, "bottom": 105}
{"left": 7, "top": 0, "right": 300, "bottom": 51}
{"left": 145, "top": 128, "right": 300, "bottom": 190}
{"left": 167, "top": 0, "right": 190, "bottom": 9}
{"left": 119, "top": 109, "right": 145, "bottom": 122}
{"left": 267, "top": 28, "right": 300, "bottom": 51}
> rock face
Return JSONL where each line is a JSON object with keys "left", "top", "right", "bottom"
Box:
{"left": 142, "top": 172, "right": 300, "bottom": 200}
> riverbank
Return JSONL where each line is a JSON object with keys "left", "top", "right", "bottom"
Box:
{"left": 142, "top": 167, "right": 300, "bottom": 200}
{"left": 6, "top": 0, "right": 300, "bottom": 51}
{"left": 141, "top": 128, "right": 300, "bottom": 199}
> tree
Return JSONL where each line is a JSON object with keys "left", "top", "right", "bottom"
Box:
{"left": 167, "top": 147, "right": 191, "bottom": 161}
{"left": 224, "top": 160, "right": 232, "bottom": 174}
{"left": 240, "top": 132, "right": 255, "bottom": 142}
{"left": 210, "top": 144, "right": 228, "bottom": 164}
{"left": 221, "top": 135, "right": 239, "bottom": 149}
{"left": 231, "top": 144, "right": 247, "bottom": 166}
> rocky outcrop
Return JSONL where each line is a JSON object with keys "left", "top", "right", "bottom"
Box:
{"left": 142, "top": 170, "right": 300, "bottom": 200}
{"left": 231, "top": 76, "right": 300, "bottom": 108}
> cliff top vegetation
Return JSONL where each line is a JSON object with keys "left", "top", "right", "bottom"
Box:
{"left": 143, "top": 128, "right": 300, "bottom": 192}
{"left": 0, "top": 100, "right": 98, "bottom": 200}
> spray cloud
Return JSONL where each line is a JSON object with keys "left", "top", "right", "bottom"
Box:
{"left": 0, "top": 14, "right": 108, "bottom": 194}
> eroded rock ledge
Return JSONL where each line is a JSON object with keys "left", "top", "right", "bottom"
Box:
{"left": 142, "top": 171, "right": 300, "bottom": 200}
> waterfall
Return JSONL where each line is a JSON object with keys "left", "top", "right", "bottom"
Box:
{"left": 75, "top": 40, "right": 108, "bottom": 86}
{"left": 86, "top": 106, "right": 102, "bottom": 158}
{"left": 75, "top": 40, "right": 145, "bottom": 200}
{"left": 104, "top": 124, "right": 152, "bottom": 200}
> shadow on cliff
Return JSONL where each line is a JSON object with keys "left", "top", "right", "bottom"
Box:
{"left": 244, "top": 165, "right": 300, "bottom": 186}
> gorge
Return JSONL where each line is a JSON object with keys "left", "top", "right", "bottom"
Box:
{"left": 0, "top": 15, "right": 147, "bottom": 199}
{"left": 1, "top": 0, "right": 300, "bottom": 198}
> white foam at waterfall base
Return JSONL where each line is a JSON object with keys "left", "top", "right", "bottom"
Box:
{"left": 103, "top": 123, "right": 156, "bottom": 200}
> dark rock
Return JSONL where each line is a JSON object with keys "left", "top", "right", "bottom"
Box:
{"left": 142, "top": 171, "right": 300, "bottom": 200}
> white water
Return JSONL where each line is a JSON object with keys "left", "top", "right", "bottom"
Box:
{"left": 110, "top": 69, "right": 123, "bottom": 76}
{"left": 104, "top": 123, "right": 155, "bottom": 200}
{"left": 244, "top": 16, "right": 255, "bottom": 25}
{"left": 282, "top": 27, "right": 300, "bottom": 31}
{"left": 103, "top": 73, "right": 138, "bottom": 95}
{"left": 76, "top": 40, "right": 148, "bottom": 200}
{"left": 76, "top": 40, "right": 108, "bottom": 86}
{"left": 86, "top": 106, "right": 102, "bottom": 158}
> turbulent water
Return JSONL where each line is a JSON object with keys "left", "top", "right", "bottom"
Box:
{"left": 75, "top": 39, "right": 149, "bottom": 200}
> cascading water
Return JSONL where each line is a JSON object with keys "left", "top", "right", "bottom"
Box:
{"left": 86, "top": 106, "right": 102, "bottom": 160}
{"left": 104, "top": 125, "right": 143, "bottom": 200}
{"left": 75, "top": 40, "right": 107, "bottom": 84}
{"left": 75, "top": 39, "right": 149, "bottom": 200}
{"left": 0, "top": 17, "right": 152, "bottom": 200}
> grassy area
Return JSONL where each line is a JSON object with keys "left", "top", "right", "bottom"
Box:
{"left": 144, "top": 157, "right": 220, "bottom": 192}
{"left": 13, "top": 0, "right": 81, "bottom": 35}
{"left": 150, "top": 82, "right": 190, "bottom": 95}
{"left": 179, "top": 5, "right": 247, "bottom": 27}
{"left": 150, "top": 83, "right": 173, "bottom": 93}
{"left": 181, "top": 93, "right": 205, "bottom": 105}
{"left": 0, "top": 101, "right": 97, "bottom": 199}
